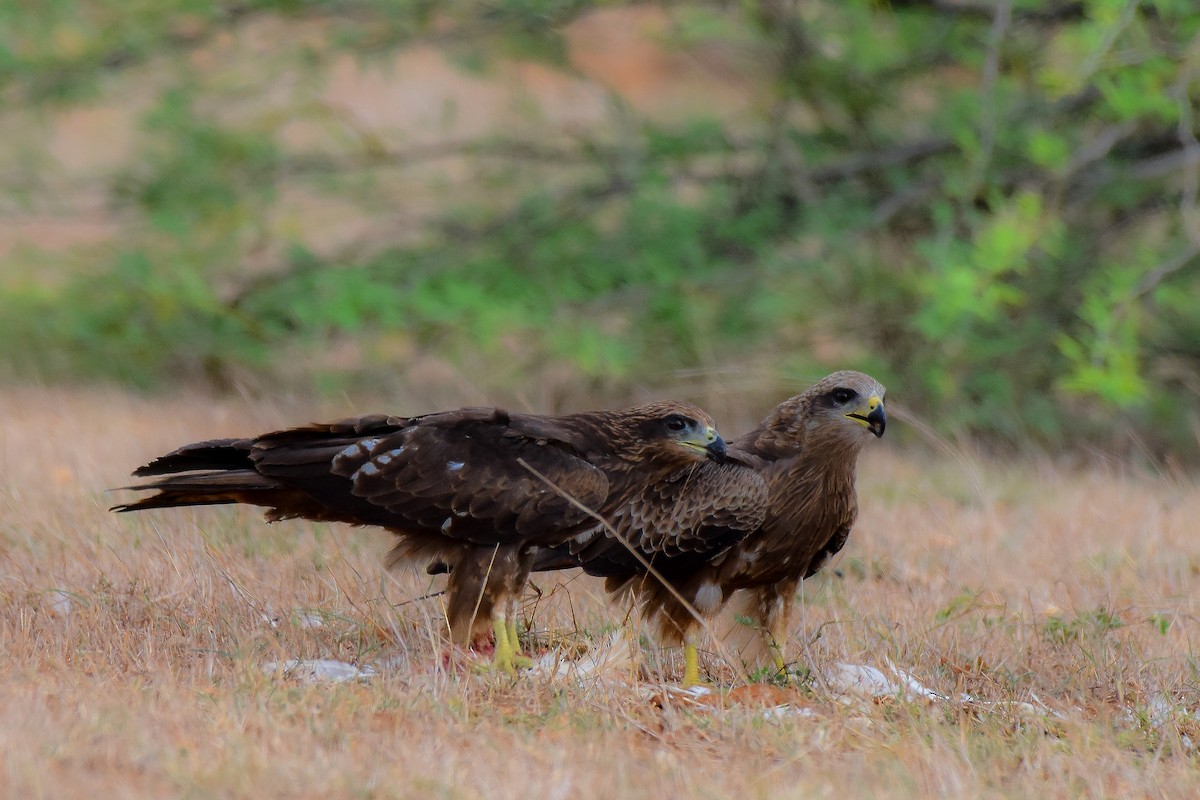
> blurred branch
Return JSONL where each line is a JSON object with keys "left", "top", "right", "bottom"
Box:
{"left": 1123, "top": 148, "right": 1200, "bottom": 182}
{"left": 4, "top": 4, "right": 261, "bottom": 101}
{"left": 436, "top": 173, "right": 634, "bottom": 243}
{"left": 1129, "top": 245, "right": 1200, "bottom": 304}
{"left": 6, "top": 1, "right": 594, "bottom": 104}
{"left": 968, "top": 0, "right": 1012, "bottom": 197}
{"left": 871, "top": 180, "right": 940, "bottom": 227}
{"left": 1172, "top": 34, "right": 1200, "bottom": 245}
{"left": 808, "top": 138, "right": 956, "bottom": 185}
{"left": 1075, "top": 146, "right": 1200, "bottom": 197}
{"left": 1109, "top": 243, "right": 1200, "bottom": 335}
{"left": 280, "top": 139, "right": 591, "bottom": 176}
{"left": 1067, "top": 120, "right": 1200, "bottom": 204}
{"left": 1064, "top": 121, "right": 1141, "bottom": 182}
{"left": 887, "top": 0, "right": 1084, "bottom": 23}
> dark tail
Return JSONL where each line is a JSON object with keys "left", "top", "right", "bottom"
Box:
{"left": 131, "top": 438, "right": 255, "bottom": 477}
{"left": 113, "top": 438, "right": 285, "bottom": 513}
{"left": 112, "top": 420, "right": 407, "bottom": 526}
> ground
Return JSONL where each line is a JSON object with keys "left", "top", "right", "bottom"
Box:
{"left": 2, "top": 386, "right": 1199, "bottom": 799}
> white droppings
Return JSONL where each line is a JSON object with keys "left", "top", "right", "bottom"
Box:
{"left": 48, "top": 590, "right": 74, "bottom": 616}
{"left": 262, "top": 659, "right": 376, "bottom": 683}
{"left": 447, "top": 460, "right": 465, "bottom": 471}
{"left": 761, "top": 705, "right": 820, "bottom": 721}
{"left": 296, "top": 612, "right": 324, "bottom": 629}
{"left": 528, "top": 632, "right": 630, "bottom": 681}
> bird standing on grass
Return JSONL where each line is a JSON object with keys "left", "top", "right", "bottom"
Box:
{"left": 534, "top": 371, "right": 886, "bottom": 684}
{"left": 713, "top": 370, "right": 886, "bottom": 675}
{"left": 114, "top": 401, "right": 741, "bottom": 674}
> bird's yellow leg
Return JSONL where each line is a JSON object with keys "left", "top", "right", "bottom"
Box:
{"left": 489, "top": 614, "right": 517, "bottom": 674}
{"left": 682, "top": 643, "right": 702, "bottom": 688}
{"left": 762, "top": 589, "right": 797, "bottom": 681}
{"left": 477, "top": 614, "right": 532, "bottom": 675}
{"left": 764, "top": 625, "right": 791, "bottom": 681}
{"left": 770, "top": 643, "right": 787, "bottom": 675}
{"left": 506, "top": 617, "right": 534, "bottom": 669}
{"left": 507, "top": 619, "right": 520, "bottom": 653}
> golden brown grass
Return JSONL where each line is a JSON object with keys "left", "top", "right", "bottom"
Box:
{"left": 3, "top": 386, "right": 1200, "bottom": 799}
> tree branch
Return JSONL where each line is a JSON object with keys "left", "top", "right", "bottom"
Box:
{"left": 968, "top": 0, "right": 1013, "bottom": 197}
{"left": 887, "top": 0, "right": 1085, "bottom": 23}
{"left": 808, "top": 138, "right": 956, "bottom": 184}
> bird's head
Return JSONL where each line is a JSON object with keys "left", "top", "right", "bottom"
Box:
{"left": 808, "top": 371, "right": 887, "bottom": 441}
{"left": 627, "top": 401, "right": 727, "bottom": 466}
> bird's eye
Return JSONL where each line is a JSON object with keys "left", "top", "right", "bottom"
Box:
{"left": 665, "top": 415, "right": 688, "bottom": 432}
{"left": 831, "top": 388, "right": 856, "bottom": 404}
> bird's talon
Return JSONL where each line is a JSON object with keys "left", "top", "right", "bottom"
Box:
{"left": 473, "top": 657, "right": 518, "bottom": 676}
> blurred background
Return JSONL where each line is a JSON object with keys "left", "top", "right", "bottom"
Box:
{"left": 2, "top": 0, "right": 1199, "bottom": 458}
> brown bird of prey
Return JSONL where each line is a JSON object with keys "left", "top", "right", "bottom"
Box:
{"left": 114, "top": 401, "right": 744, "bottom": 673}
{"left": 534, "top": 371, "right": 885, "bottom": 682}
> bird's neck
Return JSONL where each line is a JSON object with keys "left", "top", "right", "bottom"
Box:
{"left": 733, "top": 408, "right": 867, "bottom": 498}
{"left": 731, "top": 398, "right": 810, "bottom": 460}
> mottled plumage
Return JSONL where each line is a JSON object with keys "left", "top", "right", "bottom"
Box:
{"left": 711, "top": 370, "right": 886, "bottom": 672}
{"left": 114, "top": 401, "right": 734, "bottom": 672}
{"left": 534, "top": 371, "right": 886, "bottom": 681}
{"left": 538, "top": 458, "right": 768, "bottom": 657}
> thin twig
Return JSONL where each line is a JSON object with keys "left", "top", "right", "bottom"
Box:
{"left": 1077, "top": 0, "right": 1142, "bottom": 87}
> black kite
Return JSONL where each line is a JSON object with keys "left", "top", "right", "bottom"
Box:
{"left": 534, "top": 371, "right": 886, "bottom": 683}
{"left": 114, "top": 401, "right": 737, "bottom": 673}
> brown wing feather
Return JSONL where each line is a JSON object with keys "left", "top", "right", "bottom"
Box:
{"left": 118, "top": 408, "right": 611, "bottom": 548}
{"left": 604, "top": 462, "right": 766, "bottom": 562}
{"left": 314, "top": 416, "right": 609, "bottom": 545}
{"left": 535, "top": 459, "right": 767, "bottom": 578}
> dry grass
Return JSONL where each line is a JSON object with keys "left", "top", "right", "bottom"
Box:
{"left": 3, "top": 386, "right": 1200, "bottom": 799}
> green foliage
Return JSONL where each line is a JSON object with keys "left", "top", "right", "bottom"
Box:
{"left": 3, "top": 0, "right": 1200, "bottom": 455}
{"left": 934, "top": 590, "right": 981, "bottom": 624}
{"left": 1043, "top": 608, "right": 1125, "bottom": 644}
{"left": 128, "top": 90, "right": 280, "bottom": 235}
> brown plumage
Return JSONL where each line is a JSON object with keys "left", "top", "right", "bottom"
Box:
{"left": 535, "top": 459, "right": 769, "bottom": 670}
{"left": 114, "top": 401, "right": 737, "bottom": 672}
{"left": 534, "top": 371, "right": 885, "bottom": 681}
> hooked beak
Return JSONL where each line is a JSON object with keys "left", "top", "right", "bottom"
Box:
{"left": 705, "top": 429, "right": 727, "bottom": 463}
{"left": 679, "top": 424, "right": 727, "bottom": 463}
{"left": 846, "top": 395, "right": 886, "bottom": 438}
